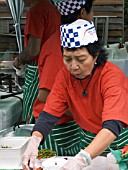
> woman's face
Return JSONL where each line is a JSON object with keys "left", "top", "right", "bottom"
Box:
{"left": 85, "top": 8, "right": 94, "bottom": 22}
{"left": 63, "top": 47, "right": 97, "bottom": 79}
{"left": 81, "top": 8, "right": 94, "bottom": 22}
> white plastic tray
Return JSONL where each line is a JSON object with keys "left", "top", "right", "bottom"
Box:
{"left": 0, "top": 137, "right": 29, "bottom": 168}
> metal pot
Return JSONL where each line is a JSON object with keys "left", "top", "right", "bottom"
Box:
{"left": 0, "top": 124, "right": 34, "bottom": 137}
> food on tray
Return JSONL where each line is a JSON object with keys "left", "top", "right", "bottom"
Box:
{"left": 37, "top": 149, "right": 56, "bottom": 159}
{"left": 0, "top": 145, "right": 12, "bottom": 148}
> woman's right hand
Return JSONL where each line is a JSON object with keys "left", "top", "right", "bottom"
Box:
{"left": 22, "top": 135, "right": 41, "bottom": 170}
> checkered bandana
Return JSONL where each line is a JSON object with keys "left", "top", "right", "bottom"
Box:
{"left": 60, "top": 19, "right": 98, "bottom": 48}
{"left": 53, "top": 0, "right": 86, "bottom": 15}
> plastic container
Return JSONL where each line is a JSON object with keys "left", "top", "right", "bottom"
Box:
{"left": 42, "top": 157, "right": 68, "bottom": 170}
{"left": 108, "top": 43, "right": 119, "bottom": 59}
{"left": 0, "top": 137, "right": 29, "bottom": 168}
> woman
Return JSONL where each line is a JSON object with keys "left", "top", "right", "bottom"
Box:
{"left": 22, "top": 19, "right": 128, "bottom": 170}
{"left": 32, "top": 0, "right": 95, "bottom": 156}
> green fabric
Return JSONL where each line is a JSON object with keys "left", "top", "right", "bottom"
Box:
{"left": 23, "top": 62, "right": 39, "bottom": 123}
{"left": 39, "top": 120, "right": 82, "bottom": 156}
{"left": 80, "top": 128, "right": 128, "bottom": 154}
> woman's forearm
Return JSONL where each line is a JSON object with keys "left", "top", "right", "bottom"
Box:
{"left": 84, "top": 128, "right": 117, "bottom": 159}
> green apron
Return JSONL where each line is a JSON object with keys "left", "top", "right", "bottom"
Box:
{"left": 39, "top": 120, "right": 82, "bottom": 156}
{"left": 23, "top": 62, "right": 39, "bottom": 123}
{"left": 80, "top": 128, "right": 128, "bottom": 155}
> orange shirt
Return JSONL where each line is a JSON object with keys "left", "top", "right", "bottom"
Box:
{"left": 24, "top": 0, "right": 61, "bottom": 62}
{"left": 44, "top": 61, "right": 128, "bottom": 134}
{"left": 33, "top": 30, "right": 73, "bottom": 123}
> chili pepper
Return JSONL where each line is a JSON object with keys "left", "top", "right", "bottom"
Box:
{"left": 122, "top": 145, "right": 128, "bottom": 155}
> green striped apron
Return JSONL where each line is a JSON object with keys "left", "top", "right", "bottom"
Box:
{"left": 80, "top": 128, "right": 128, "bottom": 156}
{"left": 39, "top": 120, "right": 82, "bottom": 156}
{"left": 23, "top": 62, "right": 39, "bottom": 123}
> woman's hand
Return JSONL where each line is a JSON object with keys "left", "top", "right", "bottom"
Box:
{"left": 60, "top": 150, "right": 91, "bottom": 170}
{"left": 22, "top": 135, "right": 41, "bottom": 170}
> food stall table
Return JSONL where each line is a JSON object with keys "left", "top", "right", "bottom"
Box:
{"left": 0, "top": 155, "right": 119, "bottom": 170}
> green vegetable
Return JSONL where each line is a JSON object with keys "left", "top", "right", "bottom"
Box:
{"left": 37, "top": 149, "right": 56, "bottom": 159}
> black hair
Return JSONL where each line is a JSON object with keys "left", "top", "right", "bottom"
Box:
{"left": 61, "top": 0, "right": 94, "bottom": 24}
{"left": 86, "top": 41, "right": 108, "bottom": 66}
{"left": 61, "top": 41, "right": 108, "bottom": 67}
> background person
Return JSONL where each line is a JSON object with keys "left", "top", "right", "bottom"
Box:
{"left": 22, "top": 19, "right": 128, "bottom": 170}
{"left": 53, "top": 0, "right": 94, "bottom": 24}
{"left": 13, "top": 0, "right": 61, "bottom": 123}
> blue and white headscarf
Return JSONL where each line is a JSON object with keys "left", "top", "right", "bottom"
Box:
{"left": 60, "top": 19, "right": 98, "bottom": 48}
{"left": 53, "top": 0, "right": 86, "bottom": 15}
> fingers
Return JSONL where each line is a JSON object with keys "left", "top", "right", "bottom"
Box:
{"left": 22, "top": 164, "right": 30, "bottom": 170}
{"left": 11, "top": 54, "right": 17, "bottom": 60}
{"left": 29, "top": 155, "right": 36, "bottom": 169}
{"left": 22, "top": 155, "right": 30, "bottom": 170}
{"left": 22, "top": 154, "right": 37, "bottom": 170}
{"left": 13, "top": 57, "right": 22, "bottom": 69}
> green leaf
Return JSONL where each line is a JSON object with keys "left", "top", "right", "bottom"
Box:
{"left": 122, "top": 157, "right": 128, "bottom": 162}
{"left": 118, "top": 162, "right": 128, "bottom": 170}
{"left": 109, "top": 148, "right": 122, "bottom": 162}
{"left": 109, "top": 147, "right": 128, "bottom": 170}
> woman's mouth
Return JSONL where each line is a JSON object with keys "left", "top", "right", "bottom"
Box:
{"left": 72, "top": 73, "right": 82, "bottom": 78}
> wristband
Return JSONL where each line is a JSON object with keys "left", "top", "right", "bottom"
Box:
{"left": 79, "top": 149, "right": 92, "bottom": 165}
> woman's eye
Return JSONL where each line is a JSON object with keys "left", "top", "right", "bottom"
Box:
{"left": 78, "top": 59, "right": 85, "bottom": 63}
{"left": 64, "top": 58, "right": 72, "bottom": 62}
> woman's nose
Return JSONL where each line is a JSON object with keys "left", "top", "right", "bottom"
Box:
{"left": 70, "top": 61, "right": 79, "bottom": 70}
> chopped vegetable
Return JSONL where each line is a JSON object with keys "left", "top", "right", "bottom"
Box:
{"left": 36, "top": 168, "right": 43, "bottom": 170}
{"left": 37, "top": 149, "right": 56, "bottom": 159}
{"left": 0, "top": 145, "right": 12, "bottom": 148}
{"left": 122, "top": 145, "right": 128, "bottom": 155}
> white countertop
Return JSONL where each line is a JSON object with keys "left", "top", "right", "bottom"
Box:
{"left": 0, "top": 155, "right": 119, "bottom": 170}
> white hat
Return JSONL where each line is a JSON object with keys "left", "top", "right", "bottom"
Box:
{"left": 60, "top": 19, "right": 98, "bottom": 48}
{"left": 53, "top": 0, "right": 86, "bottom": 16}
